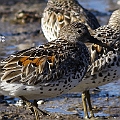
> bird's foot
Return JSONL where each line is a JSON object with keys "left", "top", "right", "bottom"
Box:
{"left": 19, "top": 96, "right": 50, "bottom": 120}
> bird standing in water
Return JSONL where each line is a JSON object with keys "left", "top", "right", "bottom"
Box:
{"left": 0, "top": 22, "right": 111, "bottom": 120}
{"left": 70, "top": 9, "right": 120, "bottom": 119}
{"left": 41, "top": 1, "right": 120, "bottom": 119}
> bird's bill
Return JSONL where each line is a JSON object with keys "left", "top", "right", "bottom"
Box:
{"left": 87, "top": 36, "right": 114, "bottom": 51}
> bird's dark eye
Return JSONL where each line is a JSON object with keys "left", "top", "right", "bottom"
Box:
{"left": 77, "top": 29, "right": 82, "bottom": 33}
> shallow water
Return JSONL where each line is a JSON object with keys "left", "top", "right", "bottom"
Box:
{"left": 37, "top": 81, "right": 120, "bottom": 117}
{"left": 0, "top": 0, "right": 120, "bottom": 119}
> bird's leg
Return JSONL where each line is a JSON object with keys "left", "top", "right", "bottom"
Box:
{"left": 19, "top": 96, "right": 48, "bottom": 120}
{"left": 32, "top": 99, "right": 49, "bottom": 117}
{"left": 82, "top": 91, "right": 89, "bottom": 119}
{"left": 86, "top": 90, "right": 94, "bottom": 118}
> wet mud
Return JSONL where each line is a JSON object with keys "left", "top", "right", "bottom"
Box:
{"left": 0, "top": 0, "right": 120, "bottom": 120}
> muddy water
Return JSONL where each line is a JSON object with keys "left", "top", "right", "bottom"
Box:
{"left": 0, "top": 0, "right": 120, "bottom": 119}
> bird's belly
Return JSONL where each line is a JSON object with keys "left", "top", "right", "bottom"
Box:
{"left": 70, "top": 65, "right": 120, "bottom": 92}
{"left": 0, "top": 75, "right": 82, "bottom": 100}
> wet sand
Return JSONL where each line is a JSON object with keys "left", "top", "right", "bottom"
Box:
{"left": 0, "top": 0, "right": 120, "bottom": 120}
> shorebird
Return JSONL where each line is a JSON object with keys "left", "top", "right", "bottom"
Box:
{"left": 41, "top": 0, "right": 119, "bottom": 119}
{"left": 41, "top": 0, "right": 100, "bottom": 42}
{"left": 0, "top": 22, "right": 110, "bottom": 120}
{"left": 70, "top": 9, "right": 120, "bottom": 119}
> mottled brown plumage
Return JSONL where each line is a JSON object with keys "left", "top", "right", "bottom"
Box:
{"left": 41, "top": 0, "right": 100, "bottom": 41}
{"left": 70, "top": 9, "right": 120, "bottom": 119}
{"left": 0, "top": 22, "right": 108, "bottom": 120}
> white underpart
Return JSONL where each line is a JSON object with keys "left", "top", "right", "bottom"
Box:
{"left": 0, "top": 72, "right": 84, "bottom": 100}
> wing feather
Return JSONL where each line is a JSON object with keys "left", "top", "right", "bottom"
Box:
{"left": 1, "top": 40, "right": 89, "bottom": 85}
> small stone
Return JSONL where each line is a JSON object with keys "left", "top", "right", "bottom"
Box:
{"left": 37, "top": 100, "right": 44, "bottom": 105}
